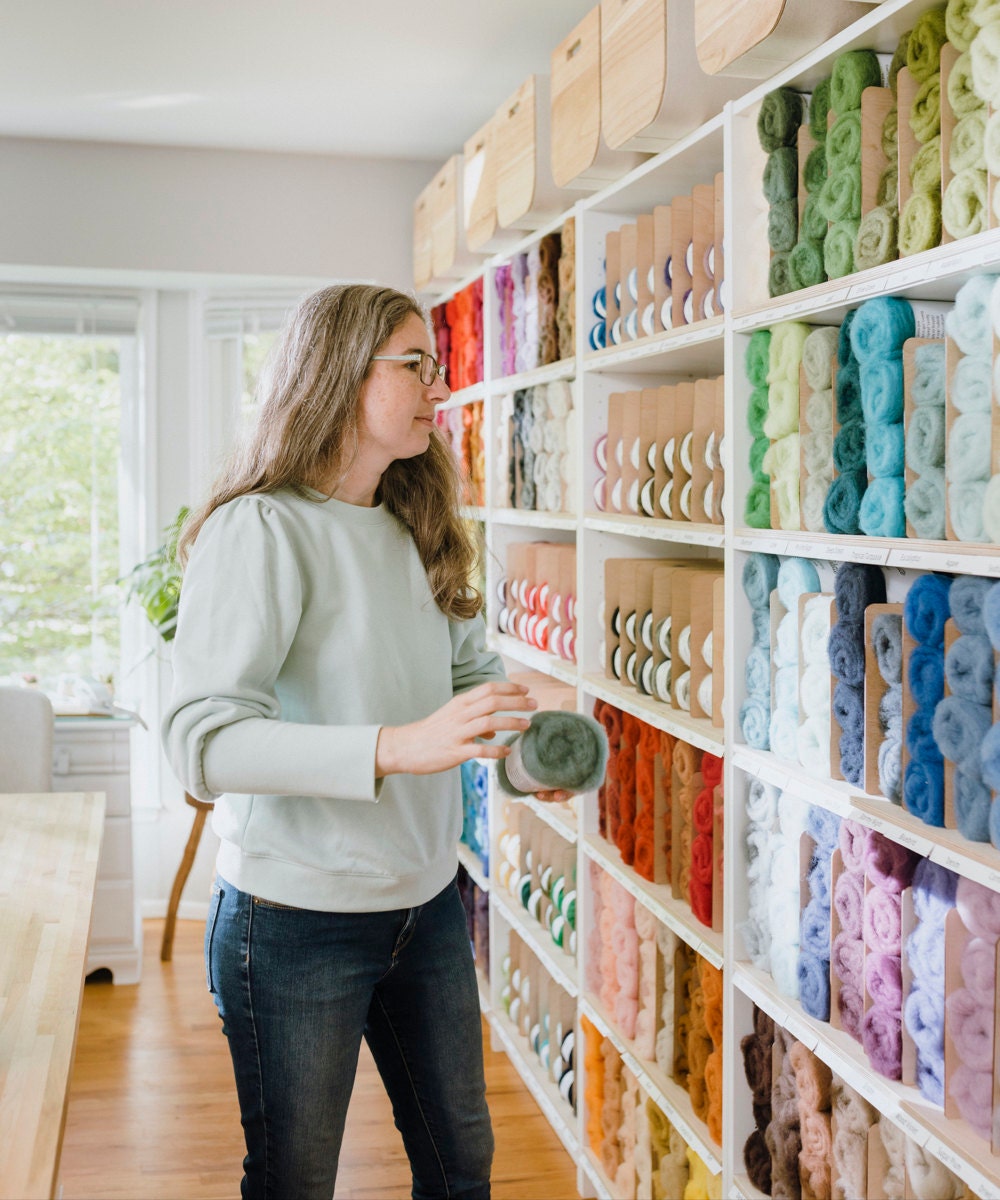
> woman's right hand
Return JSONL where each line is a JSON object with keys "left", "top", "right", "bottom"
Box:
{"left": 375, "top": 681, "right": 537, "bottom": 777}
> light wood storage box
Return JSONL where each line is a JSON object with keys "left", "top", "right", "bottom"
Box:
{"left": 599, "top": 0, "right": 746, "bottom": 152}
{"left": 694, "top": 0, "right": 870, "bottom": 78}
{"left": 412, "top": 182, "right": 434, "bottom": 293}
{"left": 464, "top": 117, "right": 519, "bottom": 255}
{"left": 549, "top": 6, "right": 647, "bottom": 190}
{"left": 430, "top": 155, "right": 479, "bottom": 285}
{"left": 495, "top": 76, "right": 568, "bottom": 230}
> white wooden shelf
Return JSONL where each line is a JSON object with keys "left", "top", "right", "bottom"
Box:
{"left": 582, "top": 835, "right": 723, "bottom": 970}
{"left": 458, "top": 505, "right": 486, "bottom": 522}
{"left": 488, "top": 632, "right": 579, "bottom": 686}
{"left": 582, "top": 317, "right": 725, "bottom": 376}
{"left": 491, "top": 508, "right": 578, "bottom": 531}
{"left": 437, "top": 381, "right": 485, "bottom": 409}
{"left": 582, "top": 672, "right": 724, "bottom": 755}
{"left": 579, "top": 1148, "right": 614, "bottom": 1200}
{"left": 584, "top": 513, "right": 725, "bottom": 549}
{"left": 515, "top": 794, "right": 578, "bottom": 844}
{"left": 457, "top": 840, "right": 489, "bottom": 892}
{"left": 491, "top": 884, "right": 578, "bottom": 999}
{"left": 490, "top": 358, "right": 575, "bottom": 394}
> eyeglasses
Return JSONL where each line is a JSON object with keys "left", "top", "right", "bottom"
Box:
{"left": 370, "top": 351, "right": 448, "bottom": 387}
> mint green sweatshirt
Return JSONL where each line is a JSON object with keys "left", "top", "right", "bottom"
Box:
{"left": 161, "top": 487, "right": 504, "bottom": 911}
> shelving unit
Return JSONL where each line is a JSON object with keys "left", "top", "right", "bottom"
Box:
{"left": 438, "top": 0, "right": 1000, "bottom": 1195}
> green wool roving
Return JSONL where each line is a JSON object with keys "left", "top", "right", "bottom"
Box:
{"left": 889, "top": 30, "right": 911, "bottom": 96}
{"left": 788, "top": 238, "right": 827, "bottom": 290}
{"left": 827, "top": 111, "right": 862, "bottom": 174}
{"left": 909, "top": 134, "right": 942, "bottom": 193}
{"left": 769, "top": 252, "right": 795, "bottom": 297}
{"left": 750, "top": 434, "right": 770, "bottom": 479}
{"left": 950, "top": 110, "right": 986, "bottom": 173}
{"left": 898, "top": 190, "right": 942, "bottom": 255}
{"left": 942, "top": 168, "right": 987, "bottom": 239}
{"left": 768, "top": 199, "right": 799, "bottom": 253}
{"left": 758, "top": 87, "right": 805, "bottom": 152}
{"left": 947, "top": 51, "right": 985, "bottom": 119}
{"left": 817, "top": 165, "right": 862, "bottom": 222}
{"left": 946, "top": 0, "right": 977, "bottom": 53}
{"left": 744, "top": 480, "right": 772, "bottom": 529}
{"left": 747, "top": 386, "right": 770, "bottom": 438}
{"left": 906, "top": 8, "right": 948, "bottom": 83}
{"left": 910, "top": 73, "right": 941, "bottom": 144}
{"left": 882, "top": 106, "right": 899, "bottom": 161}
{"left": 745, "top": 328, "right": 773, "bottom": 389}
{"left": 804, "top": 143, "right": 828, "bottom": 194}
{"left": 831, "top": 50, "right": 883, "bottom": 115}
{"left": 972, "top": 0, "right": 1000, "bottom": 31}
{"left": 801, "top": 194, "right": 829, "bottom": 242}
{"left": 854, "top": 206, "right": 899, "bottom": 271}
{"left": 763, "top": 147, "right": 800, "bottom": 203}
{"left": 877, "top": 164, "right": 899, "bottom": 209}
{"left": 809, "top": 77, "right": 832, "bottom": 141}
{"left": 495, "top": 710, "right": 608, "bottom": 798}
{"left": 985, "top": 108, "right": 1000, "bottom": 176}
{"left": 824, "top": 219, "right": 859, "bottom": 279}
{"left": 970, "top": 21, "right": 1000, "bottom": 107}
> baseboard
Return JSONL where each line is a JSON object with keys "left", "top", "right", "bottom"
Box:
{"left": 141, "top": 898, "right": 209, "bottom": 921}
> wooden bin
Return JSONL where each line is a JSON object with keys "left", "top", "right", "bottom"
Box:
{"left": 550, "top": 6, "right": 646, "bottom": 190}
{"left": 430, "top": 155, "right": 479, "bottom": 283}
{"left": 413, "top": 182, "right": 434, "bottom": 293}
{"left": 695, "top": 0, "right": 869, "bottom": 78}
{"left": 495, "top": 75, "right": 568, "bottom": 229}
{"left": 600, "top": 0, "right": 745, "bottom": 152}
{"left": 463, "top": 117, "right": 519, "bottom": 254}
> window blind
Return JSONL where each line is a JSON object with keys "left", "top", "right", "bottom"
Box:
{"left": 0, "top": 289, "right": 140, "bottom": 336}
{"left": 202, "top": 290, "right": 307, "bottom": 339}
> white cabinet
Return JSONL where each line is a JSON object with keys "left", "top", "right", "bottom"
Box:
{"left": 51, "top": 716, "right": 142, "bottom": 984}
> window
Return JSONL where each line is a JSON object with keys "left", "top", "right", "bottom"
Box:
{"left": 0, "top": 292, "right": 140, "bottom": 687}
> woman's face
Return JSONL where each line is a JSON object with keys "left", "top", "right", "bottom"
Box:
{"left": 357, "top": 312, "right": 450, "bottom": 468}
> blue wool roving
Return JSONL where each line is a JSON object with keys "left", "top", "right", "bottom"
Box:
{"left": 777, "top": 556, "right": 821, "bottom": 611}
{"left": 981, "top": 722, "right": 1000, "bottom": 792}
{"left": 984, "top": 580, "right": 1000, "bottom": 651}
{"left": 912, "top": 340, "right": 946, "bottom": 407}
{"left": 860, "top": 358, "right": 905, "bottom": 424}
{"left": 990, "top": 794, "right": 1000, "bottom": 851}
{"left": 949, "top": 480, "right": 988, "bottom": 543}
{"left": 905, "top": 759, "right": 945, "bottom": 826}
{"left": 849, "top": 295, "right": 916, "bottom": 362}
{"left": 837, "top": 308, "right": 858, "bottom": 367}
{"left": 951, "top": 353, "right": 993, "bottom": 413}
{"left": 909, "top": 644, "right": 945, "bottom": 707}
{"left": 945, "top": 634, "right": 994, "bottom": 705}
{"left": 932, "top": 695, "right": 993, "bottom": 763}
{"left": 807, "top": 804, "right": 842, "bottom": 853}
{"left": 834, "top": 560, "right": 888, "bottom": 623}
{"left": 904, "top": 471, "right": 947, "bottom": 542}
{"left": 800, "top": 894, "right": 833, "bottom": 957}
{"left": 745, "top": 645, "right": 772, "bottom": 697}
{"left": 743, "top": 553, "right": 781, "bottom": 609}
{"left": 823, "top": 471, "right": 867, "bottom": 535}
{"left": 866, "top": 421, "right": 905, "bottom": 478}
{"left": 904, "top": 573, "right": 952, "bottom": 647}
{"left": 905, "top": 405, "right": 946, "bottom": 473}
{"left": 828, "top": 620, "right": 866, "bottom": 686}
{"left": 946, "top": 412, "right": 992, "bottom": 483}
{"left": 833, "top": 419, "right": 867, "bottom": 473}
{"left": 944, "top": 273, "right": 997, "bottom": 357}
{"left": 859, "top": 476, "right": 906, "bottom": 538}
{"left": 740, "top": 695, "right": 771, "bottom": 750}
{"left": 950, "top": 575, "right": 993, "bottom": 637}
{"left": 833, "top": 679, "right": 865, "bottom": 739}
{"left": 774, "top": 665, "right": 798, "bottom": 710}
{"left": 954, "top": 768, "right": 992, "bottom": 842}
{"left": 872, "top": 613, "right": 903, "bottom": 685}
{"left": 911, "top": 858, "right": 958, "bottom": 923}
{"left": 835, "top": 359, "right": 863, "bottom": 423}
{"left": 752, "top": 607, "right": 772, "bottom": 648}
{"left": 840, "top": 728, "right": 864, "bottom": 785}
{"left": 907, "top": 707, "right": 944, "bottom": 766}
{"left": 798, "top": 950, "right": 831, "bottom": 1021}
{"left": 809, "top": 854, "right": 832, "bottom": 906}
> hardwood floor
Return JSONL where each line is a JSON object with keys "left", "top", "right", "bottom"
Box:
{"left": 60, "top": 919, "right": 580, "bottom": 1199}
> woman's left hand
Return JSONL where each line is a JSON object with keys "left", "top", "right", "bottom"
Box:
{"left": 534, "top": 789, "right": 573, "bottom": 804}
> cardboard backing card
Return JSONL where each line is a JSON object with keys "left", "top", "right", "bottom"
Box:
{"left": 654, "top": 385, "right": 677, "bottom": 520}
{"left": 620, "top": 391, "right": 643, "bottom": 517}
{"left": 670, "top": 194, "right": 694, "bottom": 330}
{"left": 638, "top": 389, "right": 659, "bottom": 520}
{"left": 672, "top": 382, "right": 696, "bottom": 523}
{"left": 636, "top": 214, "right": 655, "bottom": 341}
{"left": 691, "top": 378, "right": 716, "bottom": 525}
{"left": 713, "top": 375, "right": 726, "bottom": 524}
{"left": 860, "top": 85, "right": 894, "bottom": 218}
{"left": 863, "top": 603, "right": 904, "bottom": 801}
{"left": 691, "top": 183, "right": 715, "bottom": 323}
{"left": 606, "top": 392, "right": 626, "bottom": 514}
{"left": 605, "top": 229, "right": 621, "bottom": 347}
{"left": 653, "top": 204, "right": 672, "bottom": 333}
{"left": 619, "top": 222, "right": 638, "bottom": 342}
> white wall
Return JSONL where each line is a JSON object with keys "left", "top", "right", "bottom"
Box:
{"left": 0, "top": 136, "right": 434, "bottom": 289}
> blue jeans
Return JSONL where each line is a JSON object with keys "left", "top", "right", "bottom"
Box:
{"left": 205, "top": 874, "right": 493, "bottom": 1199}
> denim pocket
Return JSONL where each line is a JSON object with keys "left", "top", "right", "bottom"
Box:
{"left": 204, "top": 880, "right": 224, "bottom": 994}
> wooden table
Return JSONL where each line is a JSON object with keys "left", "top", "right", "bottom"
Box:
{"left": 0, "top": 792, "right": 105, "bottom": 1200}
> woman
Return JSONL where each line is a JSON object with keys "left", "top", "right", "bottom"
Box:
{"left": 162, "top": 283, "right": 564, "bottom": 1199}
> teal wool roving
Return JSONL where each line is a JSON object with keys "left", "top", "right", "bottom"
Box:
{"left": 867, "top": 421, "right": 905, "bottom": 477}
{"left": 859, "top": 476, "right": 906, "bottom": 538}
{"left": 495, "top": 711, "right": 608, "bottom": 798}
{"left": 905, "top": 469, "right": 947, "bottom": 540}
{"left": 836, "top": 358, "right": 863, "bottom": 423}
{"left": 951, "top": 352, "right": 993, "bottom": 412}
{"left": 906, "top": 405, "right": 946, "bottom": 473}
{"left": 849, "top": 295, "right": 915, "bottom": 362}
{"left": 831, "top": 49, "right": 884, "bottom": 115}
{"left": 758, "top": 87, "right": 806, "bottom": 152}
{"left": 824, "top": 470, "right": 867, "bottom": 534}
{"left": 834, "top": 419, "right": 867, "bottom": 474}
{"left": 860, "top": 358, "right": 905, "bottom": 424}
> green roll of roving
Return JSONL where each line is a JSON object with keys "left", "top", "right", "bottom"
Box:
{"left": 909, "top": 134, "right": 942, "bottom": 193}
{"left": 942, "top": 168, "right": 987, "bottom": 239}
{"left": 809, "top": 77, "right": 832, "bottom": 141}
{"left": 876, "top": 164, "right": 899, "bottom": 209}
{"left": 769, "top": 252, "right": 795, "bottom": 298}
{"left": 496, "top": 710, "right": 608, "bottom": 797}
{"left": 745, "top": 329, "right": 772, "bottom": 389}
{"left": 898, "top": 190, "right": 942, "bottom": 255}
{"left": 831, "top": 49, "right": 883, "bottom": 115}
{"left": 758, "top": 86, "right": 806, "bottom": 151}
{"left": 801, "top": 194, "right": 829, "bottom": 242}
{"left": 947, "top": 0, "right": 978, "bottom": 52}
{"left": 824, "top": 219, "right": 859, "bottom": 279}
{"left": 906, "top": 8, "right": 948, "bottom": 83}
{"left": 854, "top": 205, "right": 899, "bottom": 271}
{"left": 750, "top": 434, "right": 770, "bottom": 478}
{"left": 984, "top": 108, "right": 1000, "bottom": 176}
{"left": 889, "top": 30, "right": 911, "bottom": 96}
{"left": 973, "top": 0, "right": 1000, "bottom": 30}
{"left": 788, "top": 238, "right": 827, "bottom": 290}
{"left": 744, "top": 480, "right": 772, "bottom": 529}
{"left": 748, "top": 386, "right": 769, "bottom": 437}
{"left": 804, "top": 143, "right": 828, "bottom": 194}
{"left": 768, "top": 200, "right": 799, "bottom": 253}
{"left": 763, "top": 146, "right": 799, "bottom": 203}
{"left": 970, "top": 21, "right": 1000, "bottom": 107}
{"left": 910, "top": 73, "right": 941, "bottom": 144}
{"left": 947, "top": 51, "right": 985, "bottom": 119}
{"left": 817, "top": 165, "right": 861, "bottom": 222}
{"left": 950, "top": 109, "right": 986, "bottom": 173}
{"left": 828, "top": 111, "right": 862, "bottom": 174}
{"left": 882, "top": 106, "right": 899, "bottom": 161}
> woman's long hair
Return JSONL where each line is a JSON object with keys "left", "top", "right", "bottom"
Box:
{"left": 178, "top": 283, "right": 483, "bottom": 620}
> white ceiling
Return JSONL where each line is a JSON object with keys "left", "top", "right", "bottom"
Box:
{"left": 0, "top": 0, "right": 596, "bottom": 161}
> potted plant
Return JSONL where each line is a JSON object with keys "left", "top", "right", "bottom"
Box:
{"left": 120, "top": 506, "right": 188, "bottom": 643}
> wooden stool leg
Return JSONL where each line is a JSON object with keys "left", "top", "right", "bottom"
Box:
{"left": 160, "top": 797, "right": 210, "bottom": 963}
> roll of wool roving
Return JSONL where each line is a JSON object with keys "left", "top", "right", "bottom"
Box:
{"left": 831, "top": 49, "right": 884, "bottom": 114}
{"left": 824, "top": 219, "right": 859, "bottom": 280}
{"left": 802, "top": 327, "right": 839, "bottom": 391}
{"left": 948, "top": 50, "right": 984, "bottom": 118}
{"left": 824, "top": 470, "right": 867, "bottom": 535}
{"left": 912, "top": 339, "right": 946, "bottom": 406}
{"left": 910, "top": 73, "right": 942, "bottom": 145}
{"left": 763, "top": 146, "right": 799, "bottom": 203}
{"left": 788, "top": 239, "right": 826, "bottom": 290}
{"left": 971, "top": 18, "right": 1000, "bottom": 107}
{"left": 950, "top": 110, "right": 987, "bottom": 173}
{"left": 950, "top": 351, "right": 992, "bottom": 413}
{"left": 946, "top": 272, "right": 997, "bottom": 356}
{"left": 833, "top": 419, "right": 867, "bottom": 474}
{"left": 827, "top": 110, "right": 863, "bottom": 174}
{"left": 949, "top": 480, "right": 988, "bottom": 542}
{"left": 835, "top": 357, "right": 863, "bottom": 423}
{"left": 758, "top": 86, "right": 806, "bottom": 152}
{"left": 801, "top": 193, "right": 830, "bottom": 243}
{"left": 904, "top": 572, "right": 952, "bottom": 646}
{"left": 947, "top": 0, "right": 978, "bottom": 53}
{"left": 898, "top": 191, "right": 942, "bottom": 256}
{"left": 834, "top": 560, "right": 888, "bottom": 623}
{"left": 746, "top": 328, "right": 772, "bottom": 388}
{"left": 859, "top": 476, "right": 906, "bottom": 538}
{"left": 906, "top": 404, "right": 946, "bottom": 474}
{"left": 907, "top": 7, "right": 949, "bottom": 82}
{"left": 866, "top": 421, "right": 905, "bottom": 478}
{"left": 804, "top": 142, "right": 828, "bottom": 194}
{"left": 809, "top": 76, "right": 833, "bottom": 140}
{"left": 943, "top": 169, "right": 988, "bottom": 239}
{"left": 855, "top": 206, "right": 898, "bottom": 271}
{"left": 905, "top": 471, "right": 947, "bottom": 541}
{"left": 849, "top": 295, "right": 916, "bottom": 363}
{"left": 768, "top": 200, "right": 799, "bottom": 254}
{"left": 769, "top": 253, "right": 794, "bottom": 298}
{"left": 909, "top": 134, "right": 942, "bottom": 193}
{"left": 950, "top": 574, "right": 994, "bottom": 636}
{"left": 860, "top": 356, "right": 905, "bottom": 424}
